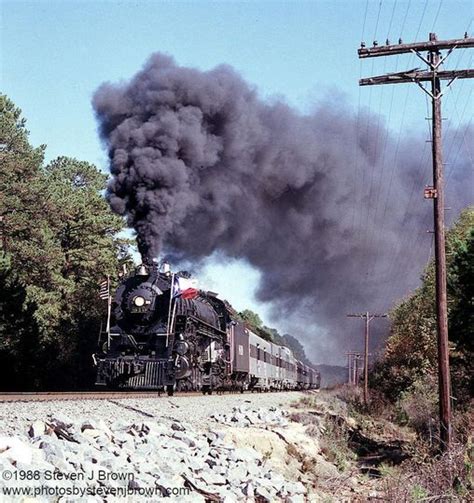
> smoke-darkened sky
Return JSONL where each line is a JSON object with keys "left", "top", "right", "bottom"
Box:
{"left": 93, "top": 54, "right": 473, "bottom": 363}
{"left": 3, "top": 1, "right": 472, "bottom": 363}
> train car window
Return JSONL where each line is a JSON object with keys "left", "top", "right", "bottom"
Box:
{"left": 250, "top": 345, "right": 257, "bottom": 358}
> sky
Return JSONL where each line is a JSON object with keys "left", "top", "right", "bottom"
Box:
{"left": 1, "top": 0, "right": 472, "bottom": 363}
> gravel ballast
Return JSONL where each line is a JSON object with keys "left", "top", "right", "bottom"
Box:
{"left": 0, "top": 392, "right": 303, "bottom": 436}
{"left": 0, "top": 392, "right": 307, "bottom": 502}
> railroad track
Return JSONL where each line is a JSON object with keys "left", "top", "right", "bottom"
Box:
{"left": 0, "top": 390, "right": 205, "bottom": 402}
{"left": 0, "top": 389, "right": 305, "bottom": 402}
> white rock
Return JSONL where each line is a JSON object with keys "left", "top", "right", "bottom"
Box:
{"left": 267, "top": 470, "right": 286, "bottom": 490}
{"left": 81, "top": 428, "right": 103, "bottom": 440}
{"left": 109, "top": 419, "right": 132, "bottom": 432}
{"left": 214, "top": 487, "right": 240, "bottom": 502}
{"left": 171, "top": 421, "right": 185, "bottom": 432}
{"left": 80, "top": 460, "right": 98, "bottom": 481}
{"left": 187, "top": 456, "right": 206, "bottom": 472}
{"left": 46, "top": 454, "right": 71, "bottom": 473}
{"left": 286, "top": 495, "right": 305, "bottom": 503}
{"left": 255, "top": 485, "right": 273, "bottom": 502}
{"left": 199, "top": 470, "right": 227, "bottom": 485}
{"left": 37, "top": 437, "right": 65, "bottom": 456}
{"left": 246, "top": 462, "right": 262, "bottom": 477}
{"left": 49, "top": 413, "right": 75, "bottom": 428}
{"left": 81, "top": 419, "right": 110, "bottom": 434}
{"left": 172, "top": 431, "right": 196, "bottom": 448}
{"left": 28, "top": 420, "right": 51, "bottom": 438}
{"left": 0, "top": 437, "right": 35, "bottom": 465}
{"left": 227, "top": 462, "right": 247, "bottom": 482}
{"left": 242, "top": 482, "right": 254, "bottom": 497}
{"left": 285, "top": 481, "right": 306, "bottom": 495}
{"left": 233, "top": 446, "right": 260, "bottom": 462}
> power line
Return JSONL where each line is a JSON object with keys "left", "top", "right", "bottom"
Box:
{"left": 386, "top": 0, "right": 398, "bottom": 40}
{"left": 359, "top": 31, "right": 474, "bottom": 452}
{"left": 359, "top": 0, "right": 413, "bottom": 294}
{"left": 430, "top": 0, "right": 443, "bottom": 33}
{"left": 349, "top": 0, "right": 372, "bottom": 342}
{"left": 364, "top": 0, "right": 421, "bottom": 282}
{"left": 445, "top": 89, "right": 474, "bottom": 185}
{"left": 370, "top": 1, "right": 442, "bottom": 296}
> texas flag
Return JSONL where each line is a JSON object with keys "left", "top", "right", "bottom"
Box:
{"left": 172, "top": 276, "right": 199, "bottom": 300}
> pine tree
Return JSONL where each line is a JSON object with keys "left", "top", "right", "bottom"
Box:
{"left": 0, "top": 95, "right": 130, "bottom": 389}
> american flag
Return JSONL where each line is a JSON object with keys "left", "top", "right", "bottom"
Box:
{"left": 99, "top": 277, "right": 109, "bottom": 300}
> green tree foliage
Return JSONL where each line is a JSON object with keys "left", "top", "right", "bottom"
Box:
{"left": 237, "top": 309, "right": 272, "bottom": 342}
{"left": 0, "top": 95, "right": 128, "bottom": 389}
{"left": 264, "top": 326, "right": 285, "bottom": 345}
{"left": 448, "top": 228, "right": 474, "bottom": 403}
{"left": 237, "top": 309, "right": 314, "bottom": 364}
{"left": 238, "top": 309, "right": 263, "bottom": 329}
{"left": 371, "top": 207, "right": 474, "bottom": 405}
{"left": 282, "top": 333, "right": 313, "bottom": 366}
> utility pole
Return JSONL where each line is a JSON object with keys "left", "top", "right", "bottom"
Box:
{"left": 345, "top": 352, "right": 361, "bottom": 385}
{"left": 346, "top": 353, "right": 353, "bottom": 384}
{"left": 358, "top": 33, "right": 473, "bottom": 450}
{"left": 347, "top": 313, "right": 387, "bottom": 404}
{"left": 354, "top": 353, "right": 361, "bottom": 385}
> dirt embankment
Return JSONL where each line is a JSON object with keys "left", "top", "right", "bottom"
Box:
{"left": 226, "top": 389, "right": 471, "bottom": 502}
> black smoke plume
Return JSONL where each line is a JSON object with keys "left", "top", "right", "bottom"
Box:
{"left": 93, "top": 53, "right": 472, "bottom": 363}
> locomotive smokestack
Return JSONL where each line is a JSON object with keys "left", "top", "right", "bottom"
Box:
{"left": 136, "top": 264, "right": 148, "bottom": 276}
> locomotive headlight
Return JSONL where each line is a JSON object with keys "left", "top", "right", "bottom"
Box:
{"left": 174, "top": 341, "right": 189, "bottom": 356}
{"left": 133, "top": 296, "right": 146, "bottom": 307}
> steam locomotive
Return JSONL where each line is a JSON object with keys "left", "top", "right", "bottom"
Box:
{"left": 94, "top": 262, "right": 320, "bottom": 395}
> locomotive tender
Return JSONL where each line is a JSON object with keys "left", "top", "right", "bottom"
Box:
{"left": 94, "top": 262, "right": 320, "bottom": 395}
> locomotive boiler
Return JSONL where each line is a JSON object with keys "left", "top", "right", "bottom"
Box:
{"left": 94, "top": 262, "right": 321, "bottom": 395}
{"left": 95, "top": 262, "right": 232, "bottom": 395}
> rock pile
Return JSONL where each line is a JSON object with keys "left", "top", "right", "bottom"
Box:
{"left": 0, "top": 412, "right": 306, "bottom": 502}
{"left": 211, "top": 405, "right": 289, "bottom": 428}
